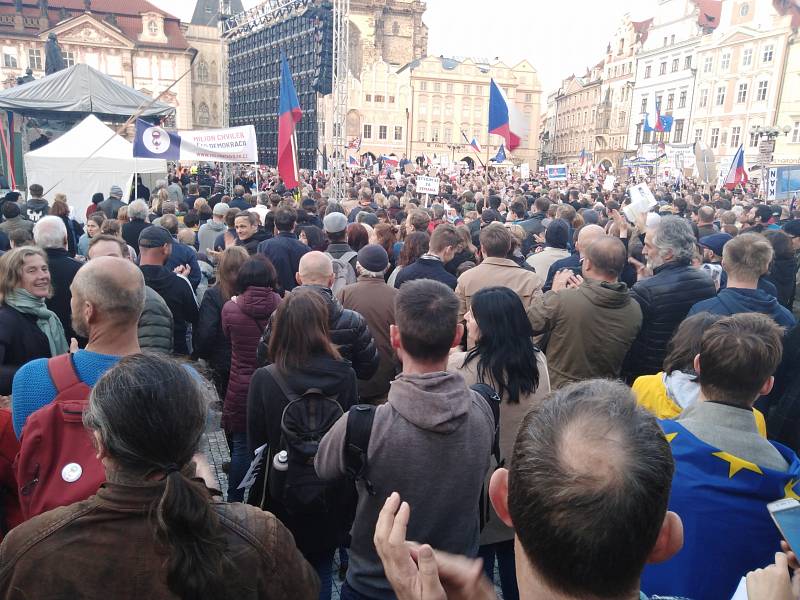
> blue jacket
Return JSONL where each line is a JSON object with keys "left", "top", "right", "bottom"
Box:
{"left": 393, "top": 256, "right": 457, "bottom": 290}
{"left": 228, "top": 196, "right": 251, "bottom": 211}
{"left": 256, "top": 231, "right": 311, "bottom": 293}
{"left": 166, "top": 239, "right": 201, "bottom": 290}
{"left": 689, "top": 287, "right": 796, "bottom": 329}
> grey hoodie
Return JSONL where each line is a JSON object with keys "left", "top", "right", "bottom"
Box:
{"left": 197, "top": 220, "right": 227, "bottom": 254}
{"left": 316, "top": 371, "right": 494, "bottom": 600}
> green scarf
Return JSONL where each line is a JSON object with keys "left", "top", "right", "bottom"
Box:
{"left": 5, "top": 289, "right": 69, "bottom": 357}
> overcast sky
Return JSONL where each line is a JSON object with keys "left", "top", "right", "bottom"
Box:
{"left": 151, "top": 0, "right": 657, "bottom": 95}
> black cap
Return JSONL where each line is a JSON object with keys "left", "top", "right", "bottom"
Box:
{"left": 783, "top": 220, "right": 800, "bottom": 238}
{"left": 138, "top": 226, "right": 173, "bottom": 249}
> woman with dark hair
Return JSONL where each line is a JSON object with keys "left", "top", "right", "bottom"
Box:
{"left": 85, "top": 192, "right": 104, "bottom": 220}
{"left": 346, "top": 222, "right": 369, "bottom": 252}
{"left": 0, "top": 354, "right": 319, "bottom": 599}
{"left": 77, "top": 212, "right": 106, "bottom": 257}
{"left": 387, "top": 231, "right": 429, "bottom": 287}
{"left": 764, "top": 229, "right": 797, "bottom": 310}
{"left": 50, "top": 197, "right": 83, "bottom": 257}
{"left": 248, "top": 287, "right": 358, "bottom": 600}
{"left": 222, "top": 255, "right": 282, "bottom": 501}
{"left": 447, "top": 286, "right": 549, "bottom": 600}
{"left": 193, "top": 246, "right": 249, "bottom": 400}
{"left": 372, "top": 223, "right": 397, "bottom": 271}
{"left": 445, "top": 224, "right": 478, "bottom": 275}
{"left": 299, "top": 225, "right": 329, "bottom": 252}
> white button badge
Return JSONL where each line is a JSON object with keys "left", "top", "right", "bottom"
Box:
{"left": 61, "top": 463, "right": 83, "bottom": 483}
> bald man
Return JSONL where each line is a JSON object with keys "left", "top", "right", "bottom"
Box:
{"left": 543, "top": 223, "right": 605, "bottom": 292}
{"left": 527, "top": 235, "right": 643, "bottom": 390}
{"left": 257, "top": 250, "right": 379, "bottom": 380}
{"left": 11, "top": 256, "right": 146, "bottom": 437}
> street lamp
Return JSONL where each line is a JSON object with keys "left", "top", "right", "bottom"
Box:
{"left": 446, "top": 143, "right": 460, "bottom": 163}
{"left": 750, "top": 125, "right": 791, "bottom": 198}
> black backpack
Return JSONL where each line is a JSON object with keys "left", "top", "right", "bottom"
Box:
{"left": 266, "top": 365, "right": 349, "bottom": 515}
{"left": 342, "top": 383, "right": 502, "bottom": 529}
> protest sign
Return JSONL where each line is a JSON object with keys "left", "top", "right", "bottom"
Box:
{"left": 134, "top": 119, "right": 257, "bottom": 163}
{"left": 416, "top": 175, "right": 440, "bottom": 195}
{"left": 546, "top": 164, "right": 568, "bottom": 181}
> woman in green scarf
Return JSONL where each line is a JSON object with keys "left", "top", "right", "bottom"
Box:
{"left": 0, "top": 246, "right": 69, "bottom": 396}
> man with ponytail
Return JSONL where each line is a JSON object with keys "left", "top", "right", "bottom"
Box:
{"left": 0, "top": 354, "right": 319, "bottom": 599}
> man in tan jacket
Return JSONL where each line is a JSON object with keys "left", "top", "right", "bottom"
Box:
{"left": 527, "top": 235, "right": 642, "bottom": 390}
{"left": 455, "top": 223, "right": 543, "bottom": 324}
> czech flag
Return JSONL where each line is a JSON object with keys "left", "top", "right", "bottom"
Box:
{"left": 278, "top": 53, "right": 302, "bottom": 190}
{"left": 382, "top": 155, "right": 399, "bottom": 167}
{"left": 722, "top": 144, "right": 749, "bottom": 190}
{"left": 488, "top": 79, "right": 527, "bottom": 151}
{"left": 579, "top": 148, "right": 587, "bottom": 165}
{"left": 348, "top": 155, "right": 359, "bottom": 168}
{"left": 469, "top": 137, "right": 482, "bottom": 153}
{"left": 644, "top": 92, "right": 664, "bottom": 133}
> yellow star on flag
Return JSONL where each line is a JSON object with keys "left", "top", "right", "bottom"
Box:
{"left": 712, "top": 451, "right": 763, "bottom": 479}
{"left": 665, "top": 432, "right": 678, "bottom": 444}
{"left": 785, "top": 480, "right": 800, "bottom": 501}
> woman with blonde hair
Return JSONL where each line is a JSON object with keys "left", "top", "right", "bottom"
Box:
{"left": 0, "top": 247, "right": 68, "bottom": 396}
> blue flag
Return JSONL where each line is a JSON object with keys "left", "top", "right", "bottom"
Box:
{"left": 494, "top": 144, "right": 506, "bottom": 163}
{"left": 133, "top": 119, "right": 181, "bottom": 160}
{"left": 641, "top": 420, "right": 800, "bottom": 600}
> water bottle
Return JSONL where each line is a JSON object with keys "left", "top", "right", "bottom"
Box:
{"left": 269, "top": 450, "right": 288, "bottom": 500}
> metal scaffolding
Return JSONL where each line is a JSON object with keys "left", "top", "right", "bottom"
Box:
{"left": 329, "top": 0, "right": 349, "bottom": 201}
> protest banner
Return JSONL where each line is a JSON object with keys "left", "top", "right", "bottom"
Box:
{"left": 134, "top": 119, "right": 258, "bottom": 163}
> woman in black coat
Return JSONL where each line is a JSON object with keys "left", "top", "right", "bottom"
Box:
{"left": 192, "top": 246, "right": 248, "bottom": 400}
{"left": 764, "top": 230, "right": 797, "bottom": 310}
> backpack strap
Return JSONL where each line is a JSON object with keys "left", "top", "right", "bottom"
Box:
{"left": 47, "top": 354, "right": 81, "bottom": 394}
{"left": 340, "top": 251, "right": 358, "bottom": 265}
{"left": 265, "top": 365, "right": 300, "bottom": 403}
{"left": 470, "top": 383, "right": 502, "bottom": 467}
{"left": 344, "top": 404, "right": 376, "bottom": 496}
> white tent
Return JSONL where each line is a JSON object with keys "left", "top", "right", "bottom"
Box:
{"left": 24, "top": 115, "right": 167, "bottom": 222}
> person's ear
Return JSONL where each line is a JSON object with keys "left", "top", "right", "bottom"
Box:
{"left": 296, "top": 272, "right": 303, "bottom": 286}
{"left": 759, "top": 375, "right": 774, "bottom": 397}
{"left": 693, "top": 353, "right": 701, "bottom": 375}
{"left": 390, "top": 324, "right": 401, "bottom": 350}
{"left": 451, "top": 323, "right": 464, "bottom": 348}
{"left": 489, "top": 468, "right": 513, "bottom": 527}
{"left": 647, "top": 511, "right": 683, "bottom": 564}
{"left": 327, "top": 274, "right": 335, "bottom": 288}
{"left": 92, "top": 430, "right": 109, "bottom": 463}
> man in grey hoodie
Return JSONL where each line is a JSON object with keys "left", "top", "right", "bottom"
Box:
{"left": 316, "top": 279, "right": 494, "bottom": 600}
{"left": 198, "top": 202, "right": 229, "bottom": 255}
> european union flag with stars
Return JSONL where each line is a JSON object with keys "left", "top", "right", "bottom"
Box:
{"left": 641, "top": 420, "right": 800, "bottom": 600}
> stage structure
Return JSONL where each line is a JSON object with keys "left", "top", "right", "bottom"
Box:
{"left": 329, "top": 0, "right": 349, "bottom": 201}
{"left": 224, "top": 0, "right": 345, "bottom": 188}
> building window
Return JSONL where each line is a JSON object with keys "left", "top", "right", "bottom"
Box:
{"left": 394, "top": 125, "right": 403, "bottom": 141}
{"left": 695, "top": 128, "right": 704, "bottom": 143}
{"left": 721, "top": 52, "right": 731, "bottom": 71}
{"left": 463, "top": 84, "right": 470, "bottom": 94}
{"left": 756, "top": 80, "right": 768, "bottom": 101}
{"left": 365, "top": 94, "right": 372, "bottom": 102}
{"left": 392, "top": 21, "right": 399, "bottom": 35}
{"left": 419, "top": 101, "right": 427, "bottom": 115}
{"left": 525, "top": 93, "right": 532, "bottom": 102}
{"left": 720, "top": 129, "right": 728, "bottom": 146}
{"left": 710, "top": 127, "right": 719, "bottom": 148}
{"left": 678, "top": 90, "right": 687, "bottom": 108}
{"left": 378, "top": 125, "right": 387, "bottom": 140}
{"left": 431, "top": 127, "right": 440, "bottom": 142}
{"left": 148, "top": 20, "right": 158, "bottom": 35}
{"left": 703, "top": 56, "right": 713, "bottom": 73}
{"left": 433, "top": 82, "right": 441, "bottom": 92}
{"left": 363, "top": 124, "right": 372, "bottom": 139}
{"left": 375, "top": 95, "right": 384, "bottom": 103}
{"left": 419, "top": 81, "right": 427, "bottom": 91}
{"left": 671, "top": 34, "right": 675, "bottom": 44}
{"left": 640, "top": 97, "right": 647, "bottom": 113}
{"left": 667, "top": 93, "right": 674, "bottom": 111}
{"left": 731, "top": 126, "right": 741, "bottom": 147}
{"left": 787, "top": 120, "right": 800, "bottom": 143}
{"left": 197, "top": 103, "right": 210, "bottom": 125}
{"left": 763, "top": 45, "right": 774, "bottom": 63}
{"left": 749, "top": 130, "right": 759, "bottom": 147}
{"left": 446, "top": 83, "right": 453, "bottom": 93}
{"left": 197, "top": 60, "right": 209, "bottom": 82}
{"left": 736, "top": 83, "right": 748, "bottom": 103}
{"left": 635, "top": 123, "right": 642, "bottom": 145}
{"left": 28, "top": 49, "right": 42, "bottom": 71}
{"left": 388, "top": 96, "right": 395, "bottom": 103}
{"left": 740, "top": 2, "right": 749, "bottom": 16}
{"left": 417, "top": 125, "right": 425, "bottom": 141}
{"left": 684, "top": 56, "right": 692, "bottom": 69}
{"left": 699, "top": 88, "right": 709, "bottom": 108}
{"left": 444, "top": 126, "right": 452, "bottom": 140}
{"left": 742, "top": 48, "right": 753, "bottom": 67}
{"left": 63, "top": 51, "right": 75, "bottom": 68}
{"left": 672, "top": 58, "right": 679, "bottom": 72}
{"left": 673, "top": 119, "right": 684, "bottom": 143}
{"left": 644, "top": 65, "right": 651, "bottom": 78}
{"left": 659, "top": 62, "right": 667, "bottom": 75}
{"left": 643, "top": 129, "right": 652, "bottom": 144}
{"left": 2, "top": 52, "right": 16, "bottom": 68}
{"left": 716, "top": 85, "right": 726, "bottom": 106}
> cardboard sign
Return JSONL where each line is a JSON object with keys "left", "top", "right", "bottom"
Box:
{"left": 416, "top": 175, "right": 440, "bottom": 195}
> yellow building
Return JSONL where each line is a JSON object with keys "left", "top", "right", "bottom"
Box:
{"left": 553, "top": 65, "right": 603, "bottom": 169}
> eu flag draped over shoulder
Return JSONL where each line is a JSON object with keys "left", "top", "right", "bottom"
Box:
{"left": 278, "top": 53, "right": 302, "bottom": 190}
{"left": 641, "top": 419, "right": 800, "bottom": 600}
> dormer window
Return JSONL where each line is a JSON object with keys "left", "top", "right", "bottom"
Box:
{"left": 148, "top": 20, "right": 158, "bottom": 35}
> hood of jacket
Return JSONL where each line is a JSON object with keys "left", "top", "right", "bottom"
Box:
{"left": 284, "top": 356, "right": 354, "bottom": 397}
{"left": 389, "top": 371, "right": 472, "bottom": 434}
{"left": 579, "top": 278, "right": 632, "bottom": 309}
{"left": 238, "top": 286, "right": 280, "bottom": 320}
{"left": 26, "top": 198, "right": 48, "bottom": 210}
{"left": 203, "top": 221, "right": 227, "bottom": 233}
{"left": 716, "top": 287, "right": 783, "bottom": 315}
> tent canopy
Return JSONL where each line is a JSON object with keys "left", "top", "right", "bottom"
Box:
{"left": 24, "top": 115, "right": 166, "bottom": 221}
{"left": 0, "top": 64, "right": 175, "bottom": 121}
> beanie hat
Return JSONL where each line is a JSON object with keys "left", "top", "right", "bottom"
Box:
{"left": 357, "top": 244, "right": 389, "bottom": 273}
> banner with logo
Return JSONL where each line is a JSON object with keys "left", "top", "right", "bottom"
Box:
{"left": 133, "top": 119, "right": 258, "bottom": 163}
{"left": 545, "top": 164, "right": 568, "bottom": 181}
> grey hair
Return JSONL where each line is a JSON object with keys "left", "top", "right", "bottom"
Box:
{"left": 154, "top": 178, "right": 167, "bottom": 190}
{"left": 652, "top": 216, "right": 696, "bottom": 264}
{"left": 33, "top": 215, "right": 67, "bottom": 249}
{"left": 127, "top": 199, "right": 149, "bottom": 220}
{"left": 356, "top": 263, "right": 386, "bottom": 278}
{"left": 73, "top": 259, "right": 146, "bottom": 320}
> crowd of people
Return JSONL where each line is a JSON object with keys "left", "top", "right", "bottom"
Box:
{"left": 0, "top": 164, "right": 798, "bottom": 600}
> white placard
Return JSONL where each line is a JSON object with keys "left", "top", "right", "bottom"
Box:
{"left": 603, "top": 175, "right": 617, "bottom": 191}
{"left": 520, "top": 163, "right": 530, "bottom": 180}
{"left": 416, "top": 175, "right": 440, "bottom": 195}
{"left": 623, "top": 183, "right": 657, "bottom": 222}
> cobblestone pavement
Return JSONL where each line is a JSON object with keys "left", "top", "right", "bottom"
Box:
{"left": 200, "top": 411, "right": 503, "bottom": 600}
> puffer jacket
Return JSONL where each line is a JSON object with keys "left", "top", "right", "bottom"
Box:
{"left": 138, "top": 287, "right": 173, "bottom": 354}
{"left": 256, "top": 285, "right": 379, "bottom": 381}
{"left": 765, "top": 255, "right": 798, "bottom": 310}
{"left": 192, "top": 286, "right": 231, "bottom": 399}
{"left": 222, "top": 286, "right": 281, "bottom": 434}
{"left": 622, "top": 261, "right": 716, "bottom": 381}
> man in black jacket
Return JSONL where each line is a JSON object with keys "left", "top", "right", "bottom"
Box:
{"left": 393, "top": 224, "right": 459, "bottom": 290}
{"left": 234, "top": 211, "right": 270, "bottom": 255}
{"left": 138, "top": 226, "right": 198, "bottom": 355}
{"left": 257, "top": 251, "right": 379, "bottom": 380}
{"left": 622, "top": 216, "right": 716, "bottom": 381}
{"left": 257, "top": 205, "right": 310, "bottom": 293}
{"left": 32, "top": 216, "right": 82, "bottom": 342}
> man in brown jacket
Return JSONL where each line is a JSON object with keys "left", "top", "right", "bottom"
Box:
{"left": 456, "top": 223, "right": 543, "bottom": 325}
{"left": 337, "top": 244, "right": 398, "bottom": 403}
{"left": 527, "top": 235, "right": 642, "bottom": 390}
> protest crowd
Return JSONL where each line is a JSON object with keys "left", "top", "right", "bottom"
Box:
{"left": 0, "top": 162, "right": 800, "bottom": 600}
